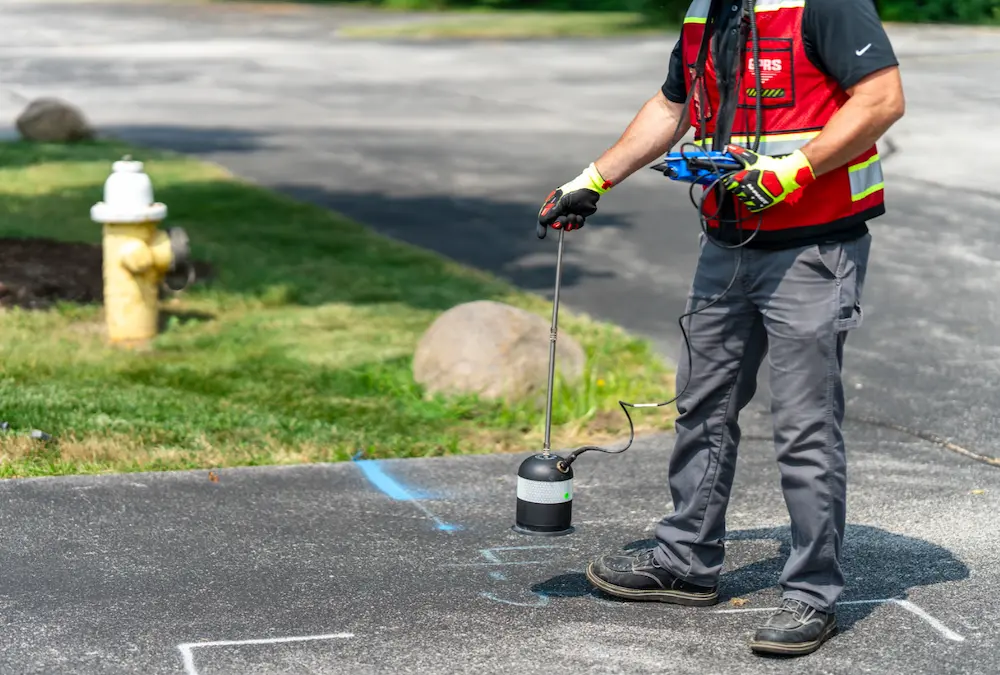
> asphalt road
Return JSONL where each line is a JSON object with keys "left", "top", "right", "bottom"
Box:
{"left": 1, "top": 2, "right": 999, "bottom": 673}
{"left": 3, "top": 429, "right": 999, "bottom": 675}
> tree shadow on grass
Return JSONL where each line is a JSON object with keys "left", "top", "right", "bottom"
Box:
{"left": 0, "top": 169, "right": 633, "bottom": 313}
{"left": 266, "top": 183, "right": 629, "bottom": 302}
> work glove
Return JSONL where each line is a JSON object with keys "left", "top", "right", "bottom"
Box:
{"left": 722, "top": 145, "right": 815, "bottom": 212}
{"left": 537, "top": 163, "right": 612, "bottom": 235}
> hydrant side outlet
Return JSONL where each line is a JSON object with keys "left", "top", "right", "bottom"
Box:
{"left": 148, "top": 230, "right": 175, "bottom": 274}
{"left": 92, "top": 157, "right": 176, "bottom": 346}
{"left": 118, "top": 235, "right": 154, "bottom": 275}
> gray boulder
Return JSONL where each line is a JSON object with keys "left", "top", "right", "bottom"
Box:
{"left": 413, "top": 300, "right": 586, "bottom": 403}
{"left": 16, "top": 97, "right": 94, "bottom": 142}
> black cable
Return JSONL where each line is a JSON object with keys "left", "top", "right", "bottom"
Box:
{"left": 559, "top": 169, "right": 758, "bottom": 469}
{"left": 749, "top": 0, "right": 763, "bottom": 152}
{"left": 559, "top": 0, "right": 765, "bottom": 470}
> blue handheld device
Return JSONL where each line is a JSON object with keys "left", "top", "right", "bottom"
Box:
{"left": 652, "top": 151, "right": 743, "bottom": 186}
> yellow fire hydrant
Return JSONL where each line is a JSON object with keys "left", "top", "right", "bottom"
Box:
{"left": 91, "top": 157, "right": 191, "bottom": 347}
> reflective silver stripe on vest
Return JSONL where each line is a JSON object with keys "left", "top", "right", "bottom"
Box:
{"left": 849, "top": 156, "right": 884, "bottom": 201}
{"left": 684, "top": 0, "right": 711, "bottom": 21}
{"left": 686, "top": 0, "right": 802, "bottom": 19}
{"left": 694, "top": 133, "right": 817, "bottom": 157}
{"left": 752, "top": 0, "right": 805, "bottom": 9}
{"left": 517, "top": 477, "right": 572, "bottom": 504}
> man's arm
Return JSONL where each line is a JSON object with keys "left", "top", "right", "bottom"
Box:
{"left": 800, "top": 68, "right": 905, "bottom": 177}
{"left": 723, "top": 0, "right": 904, "bottom": 212}
{"left": 594, "top": 92, "right": 691, "bottom": 186}
{"left": 799, "top": 0, "right": 904, "bottom": 176}
{"left": 536, "top": 37, "right": 690, "bottom": 232}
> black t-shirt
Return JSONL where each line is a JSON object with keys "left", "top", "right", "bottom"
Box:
{"left": 662, "top": 0, "right": 899, "bottom": 104}
{"left": 659, "top": 0, "right": 899, "bottom": 248}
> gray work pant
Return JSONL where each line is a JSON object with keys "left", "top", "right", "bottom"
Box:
{"left": 653, "top": 230, "right": 871, "bottom": 612}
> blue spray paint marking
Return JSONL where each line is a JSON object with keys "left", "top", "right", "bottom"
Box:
{"left": 352, "top": 457, "right": 461, "bottom": 532}
{"left": 353, "top": 459, "right": 417, "bottom": 501}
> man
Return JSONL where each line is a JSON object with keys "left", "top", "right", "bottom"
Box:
{"left": 537, "top": 0, "right": 905, "bottom": 657}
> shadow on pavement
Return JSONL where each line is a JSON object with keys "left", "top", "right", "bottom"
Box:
{"left": 532, "top": 525, "right": 968, "bottom": 635}
{"left": 0, "top": 170, "right": 628, "bottom": 313}
{"left": 719, "top": 524, "right": 967, "bottom": 632}
{"left": 102, "top": 125, "right": 269, "bottom": 156}
{"left": 82, "top": 124, "right": 668, "bottom": 320}
{"left": 271, "top": 183, "right": 630, "bottom": 291}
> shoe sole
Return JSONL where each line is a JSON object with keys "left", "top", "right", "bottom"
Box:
{"left": 585, "top": 563, "right": 719, "bottom": 607}
{"left": 748, "top": 620, "right": 838, "bottom": 656}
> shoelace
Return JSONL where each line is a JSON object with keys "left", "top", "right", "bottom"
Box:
{"left": 633, "top": 549, "right": 659, "bottom": 567}
{"left": 769, "top": 598, "right": 807, "bottom": 619}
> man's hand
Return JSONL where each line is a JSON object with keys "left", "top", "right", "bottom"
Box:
{"left": 723, "top": 146, "right": 816, "bottom": 212}
{"left": 538, "top": 163, "right": 612, "bottom": 232}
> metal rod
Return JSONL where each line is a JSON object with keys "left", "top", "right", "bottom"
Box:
{"left": 542, "top": 228, "right": 566, "bottom": 454}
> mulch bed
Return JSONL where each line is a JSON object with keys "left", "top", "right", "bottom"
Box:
{"left": 0, "top": 238, "right": 211, "bottom": 310}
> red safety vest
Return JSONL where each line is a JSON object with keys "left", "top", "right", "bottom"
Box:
{"left": 681, "top": 0, "right": 885, "bottom": 240}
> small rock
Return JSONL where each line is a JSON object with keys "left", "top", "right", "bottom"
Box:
{"left": 16, "top": 97, "right": 95, "bottom": 143}
{"left": 413, "top": 300, "right": 585, "bottom": 403}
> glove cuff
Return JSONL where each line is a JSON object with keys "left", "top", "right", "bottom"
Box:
{"left": 789, "top": 150, "right": 816, "bottom": 188}
{"left": 584, "top": 162, "right": 614, "bottom": 194}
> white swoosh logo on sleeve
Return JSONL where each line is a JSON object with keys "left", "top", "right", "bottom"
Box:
{"left": 856, "top": 43, "right": 872, "bottom": 56}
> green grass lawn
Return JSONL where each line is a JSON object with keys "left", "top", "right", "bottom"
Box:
{"left": 0, "top": 140, "right": 677, "bottom": 479}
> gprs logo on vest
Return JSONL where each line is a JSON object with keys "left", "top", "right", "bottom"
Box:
{"left": 742, "top": 41, "right": 794, "bottom": 105}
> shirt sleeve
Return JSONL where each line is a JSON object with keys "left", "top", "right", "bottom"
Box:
{"left": 661, "top": 38, "right": 688, "bottom": 103}
{"left": 802, "top": 0, "right": 899, "bottom": 91}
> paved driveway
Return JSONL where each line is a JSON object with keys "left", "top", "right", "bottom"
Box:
{"left": 1, "top": 4, "right": 998, "bottom": 673}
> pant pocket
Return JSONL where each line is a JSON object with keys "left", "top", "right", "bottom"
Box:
{"left": 835, "top": 296, "right": 863, "bottom": 332}
{"left": 832, "top": 236, "right": 870, "bottom": 332}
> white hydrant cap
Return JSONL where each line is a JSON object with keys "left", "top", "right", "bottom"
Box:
{"left": 91, "top": 156, "right": 168, "bottom": 224}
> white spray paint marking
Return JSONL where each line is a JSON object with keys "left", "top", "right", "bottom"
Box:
{"left": 444, "top": 545, "right": 572, "bottom": 567}
{"left": 712, "top": 599, "right": 891, "bottom": 614}
{"left": 480, "top": 591, "right": 550, "bottom": 608}
{"left": 713, "top": 598, "right": 964, "bottom": 642}
{"left": 443, "top": 561, "right": 551, "bottom": 567}
{"left": 178, "top": 633, "right": 354, "bottom": 675}
{"left": 487, "top": 545, "right": 573, "bottom": 555}
{"left": 891, "top": 599, "right": 966, "bottom": 642}
{"left": 475, "top": 546, "right": 573, "bottom": 607}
